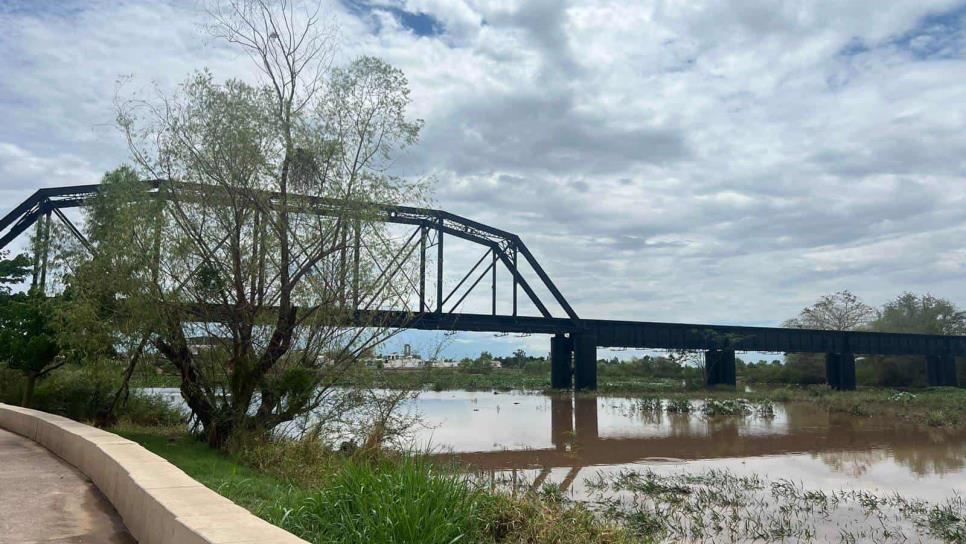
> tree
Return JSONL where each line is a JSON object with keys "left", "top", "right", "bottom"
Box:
{"left": 0, "top": 252, "right": 31, "bottom": 292}
{"left": 865, "top": 293, "right": 966, "bottom": 386}
{"left": 0, "top": 253, "right": 62, "bottom": 407}
{"left": 872, "top": 293, "right": 966, "bottom": 335}
{"left": 58, "top": 1, "right": 423, "bottom": 446}
{"left": 783, "top": 290, "right": 876, "bottom": 331}
{"left": 782, "top": 291, "right": 876, "bottom": 385}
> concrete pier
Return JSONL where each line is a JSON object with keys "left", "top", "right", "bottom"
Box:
{"left": 825, "top": 353, "right": 856, "bottom": 390}
{"left": 550, "top": 333, "right": 573, "bottom": 389}
{"left": 926, "top": 354, "right": 958, "bottom": 387}
{"left": 705, "top": 349, "right": 736, "bottom": 387}
{"left": 573, "top": 333, "right": 598, "bottom": 390}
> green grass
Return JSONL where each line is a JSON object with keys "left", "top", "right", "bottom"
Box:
{"left": 271, "top": 456, "right": 486, "bottom": 544}
{"left": 116, "top": 429, "right": 297, "bottom": 511}
{"left": 117, "top": 428, "right": 631, "bottom": 544}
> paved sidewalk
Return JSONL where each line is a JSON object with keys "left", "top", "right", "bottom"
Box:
{"left": 0, "top": 427, "right": 134, "bottom": 543}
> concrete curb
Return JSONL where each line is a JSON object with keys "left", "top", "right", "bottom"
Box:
{"left": 0, "top": 403, "right": 308, "bottom": 544}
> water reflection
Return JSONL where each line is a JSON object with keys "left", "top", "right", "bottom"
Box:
{"left": 420, "top": 391, "right": 966, "bottom": 499}
{"left": 143, "top": 387, "right": 966, "bottom": 501}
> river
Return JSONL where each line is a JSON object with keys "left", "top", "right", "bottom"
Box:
{"left": 411, "top": 391, "right": 965, "bottom": 502}
{"left": 145, "top": 388, "right": 966, "bottom": 541}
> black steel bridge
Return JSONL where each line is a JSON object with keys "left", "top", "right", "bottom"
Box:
{"left": 1, "top": 182, "right": 962, "bottom": 390}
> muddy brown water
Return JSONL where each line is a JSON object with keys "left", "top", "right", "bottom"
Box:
{"left": 146, "top": 387, "right": 964, "bottom": 540}
{"left": 145, "top": 387, "right": 965, "bottom": 504}
{"left": 410, "top": 391, "right": 966, "bottom": 504}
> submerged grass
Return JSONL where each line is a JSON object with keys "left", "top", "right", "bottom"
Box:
{"left": 581, "top": 385, "right": 966, "bottom": 427}
{"left": 587, "top": 467, "right": 966, "bottom": 543}
{"left": 117, "top": 427, "right": 631, "bottom": 544}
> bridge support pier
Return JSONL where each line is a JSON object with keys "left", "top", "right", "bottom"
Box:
{"left": 825, "top": 353, "right": 856, "bottom": 390}
{"left": 573, "top": 333, "right": 597, "bottom": 390}
{"left": 705, "top": 349, "right": 736, "bottom": 387}
{"left": 550, "top": 334, "right": 573, "bottom": 389}
{"left": 926, "top": 354, "right": 958, "bottom": 387}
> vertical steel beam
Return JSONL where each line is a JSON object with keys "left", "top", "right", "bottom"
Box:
{"left": 436, "top": 218, "right": 443, "bottom": 313}
{"left": 573, "top": 333, "right": 597, "bottom": 390}
{"left": 419, "top": 225, "right": 426, "bottom": 313}
{"left": 550, "top": 333, "right": 573, "bottom": 389}
{"left": 491, "top": 248, "right": 497, "bottom": 315}
{"left": 30, "top": 212, "right": 43, "bottom": 290}
{"left": 39, "top": 210, "right": 51, "bottom": 292}
{"left": 512, "top": 245, "right": 518, "bottom": 317}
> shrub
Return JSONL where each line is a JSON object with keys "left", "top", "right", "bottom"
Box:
{"left": 0, "top": 362, "right": 182, "bottom": 427}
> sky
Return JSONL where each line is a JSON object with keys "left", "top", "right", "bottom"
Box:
{"left": 1, "top": 0, "right": 965, "bottom": 359}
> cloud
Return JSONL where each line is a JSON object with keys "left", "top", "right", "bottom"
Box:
{"left": 2, "top": 0, "right": 966, "bottom": 358}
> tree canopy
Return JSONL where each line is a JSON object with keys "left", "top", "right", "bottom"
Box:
{"left": 54, "top": 0, "right": 424, "bottom": 446}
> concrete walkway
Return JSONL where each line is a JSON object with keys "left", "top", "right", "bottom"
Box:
{"left": 0, "top": 428, "right": 134, "bottom": 544}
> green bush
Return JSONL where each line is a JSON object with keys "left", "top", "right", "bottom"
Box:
{"left": 0, "top": 362, "right": 182, "bottom": 427}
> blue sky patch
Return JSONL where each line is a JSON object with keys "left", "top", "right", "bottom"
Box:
{"left": 839, "top": 3, "right": 966, "bottom": 61}
{"left": 342, "top": 0, "right": 444, "bottom": 37}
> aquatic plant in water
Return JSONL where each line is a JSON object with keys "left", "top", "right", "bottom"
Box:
{"left": 635, "top": 398, "right": 662, "bottom": 412}
{"left": 754, "top": 399, "right": 776, "bottom": 418}
{"left": 700, "top": 398, "right": 751, "bottom": 416}
{"left": 585, "top": 468, "right": 966, "bottom": 543}
{"left": 665, "top": 399, "right": 692, "bottom": 413}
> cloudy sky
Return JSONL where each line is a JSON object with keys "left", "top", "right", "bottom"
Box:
{"left": 2, "top": 0, "right": 965, "bottom": 358}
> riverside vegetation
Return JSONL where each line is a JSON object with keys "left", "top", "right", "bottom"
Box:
{"left": 0, "top": 365, "right": 631, "bottom": 543}
{"left": 1, "top": 0, "right": 963, "bottom": 541}
{"left": 3, "top": 362, "right": 966, "bottom": 542}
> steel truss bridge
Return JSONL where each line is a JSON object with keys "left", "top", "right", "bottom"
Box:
{"left": 1, "top": 182, "right": 962, "bottom": 390}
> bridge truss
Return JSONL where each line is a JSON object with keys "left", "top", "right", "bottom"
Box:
{"left": 1, "top": 181, "right": 962, "bottom": 390}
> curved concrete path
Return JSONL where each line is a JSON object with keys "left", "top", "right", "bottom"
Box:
{"left": 0, "top": 428, "right": 134, "bottom": 544}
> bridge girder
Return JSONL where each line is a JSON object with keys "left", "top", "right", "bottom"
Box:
{"left": 1, "top": 181, "right": 964, "bottom": 391}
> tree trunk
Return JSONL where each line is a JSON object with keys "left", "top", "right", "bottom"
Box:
{"left": 21, "top": 373, "right": 37, "bottom": 408}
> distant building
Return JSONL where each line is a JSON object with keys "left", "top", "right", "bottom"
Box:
{"left": 366, "top": 344, "right": 424, "bottom": 369}
{"left": 364, "top": 344, "right": 463, "bottom": 370}
{"left": 427, "top": 358, "right": 460, "bottom": 368}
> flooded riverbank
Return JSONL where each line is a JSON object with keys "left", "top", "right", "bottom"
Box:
{"left": 414, "top": 391, "right": 965, "bottom": 502}
{"left": 143, "top": 387, "right": 966, "bottom": 541}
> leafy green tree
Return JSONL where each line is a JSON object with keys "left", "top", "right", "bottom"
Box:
{"left": 865, "top": 293, "right": 966, "bottom": 386}
{"left": 0, "top": 252, "right": 31, "bottom": 292}
{"left": 872, "top": 293, "right": 966, "bottom": 335}
{"left": 55, "top": 1, "right": 423, "bottom": 446}
{"left": 0, "top": 253, "right": 62, "bottom": 407}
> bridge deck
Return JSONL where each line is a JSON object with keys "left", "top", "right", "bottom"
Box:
{"left": 371, "top": 311, "right": 966, "bottom": 356}
{"left": 0, "top": 428, "right": 134, "bottom": 543}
